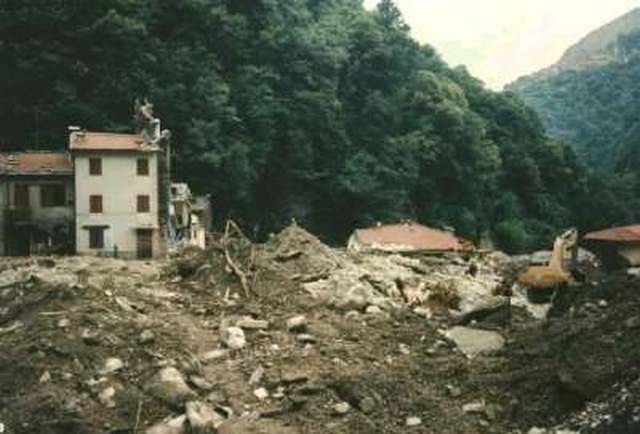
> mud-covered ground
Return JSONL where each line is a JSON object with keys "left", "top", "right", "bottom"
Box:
{"left": 0, "top": 227, "right": 638, "bottom": 434}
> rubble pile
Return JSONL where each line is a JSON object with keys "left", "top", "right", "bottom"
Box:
{"left": 0, "top": 225, "right": 638, "bottom": 433}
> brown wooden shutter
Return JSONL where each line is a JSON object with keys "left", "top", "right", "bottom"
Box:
{"left": 89, "top": 158, "right": 102, "bottom": 175}
{"left": 14, "top": 184, "right": 29, "bottom": 207}
{"left": 137, "top": 195, "right": 150, "bottom": 213}
{"left": 90, "top": 195, "right": 103, "bottom": 213}
{"left": 137, "top": 158, "right": 149, "bottom": 176}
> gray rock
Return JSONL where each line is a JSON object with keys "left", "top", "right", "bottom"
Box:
{"left": 332, "top": 402, "right": 351, "bottom": 415}
{"left": 98, "top": 386, "right": 116, "bottom": 408}
{"left": 236, "top": 317, "right": 269, "bottom": 330}
{"left": 444, "top": 327, "right": 505, "bottom": 358}
{"left": 100, "top": 358, "right": 124, "bottom": 375}
{"left": 185, "top": 400, "right": 225, "bottom": 433}
{"left": 445, "top": 384, "right": 462, "bottom": 398}
{"left": 296, "top": 334, "right": 317, "bottom": 344}
{"left": 285, "top": 315, "right": 307, "bottom": 333}
{"left": 365, "top": 305, "right": 383, "bottom": 315}
{"left": 281, "top": 371, "right": 309, "bottom": 385}
{"left": 189, "top": 375, "right": 214, "bottom": 392}
{"left": 146, "top": 367, "right": 196, "bottom": 409}
{"left": 218, "top": 419, "right": 300, "bottom": 434}
{"left": 146, "top": 415, "right": 187, "bottom": 434}
{"left": 406, "top": 416, "right": 422, "bottom": 426}
{"left": 201, "top": 349, "right": 228, "bottom": 362}
{"left": 220, "top": 326, "right": 246, "bottom": 350}
{"left": 82, "top": 328, "right": 101, "bottom": 345}
{"left": 254, "top": 387, "right": 269, "bottom": 400}
{"left": 140, "top": 329, "right": 155, "bottom": 344}
{"left": 625, "top": 316, "right": 640, "bottom": 329}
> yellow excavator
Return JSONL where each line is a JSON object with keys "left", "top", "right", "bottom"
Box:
{"left": 517, "top": 228, "right": 579, "bottom": 302}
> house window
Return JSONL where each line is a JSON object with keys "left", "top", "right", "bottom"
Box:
{"left": 13, "top": 184, "right": 29, "bottom": 207}
{"left": 88, "top": 227, "right": 104, "bottom": 249}
{"left": 89, "top": 195, "right": 103, "bottom": 213}
{"left": 137, "top": 158, "right": 149, "bottom": 176}
{"left": 137, "top": 195, "right": 150, "bottom": 213}
{"left": 41, "top": 184, "right": 65, "bottom": 207}
{"left": 89, "top": 158, "right": 102, "bottom": 175}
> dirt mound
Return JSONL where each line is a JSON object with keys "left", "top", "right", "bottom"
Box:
{"left": 259, "top": 223, "right": 340, "bottom": 277}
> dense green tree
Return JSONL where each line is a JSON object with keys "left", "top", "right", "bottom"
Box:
{"left": 0, "top": 0, "right": 633, "bottom": 251}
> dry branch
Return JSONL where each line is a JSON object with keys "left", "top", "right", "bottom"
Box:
{"left": 223, "top": 219, "right": 251, "bottom": 296}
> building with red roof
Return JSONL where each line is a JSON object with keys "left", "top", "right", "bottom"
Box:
{"left": 585, "top": 224, "right": 640, "bottom": 267}
{"left": 347, "top": 222, "right": 463, "bottom": 253}
{"left": 0, "top": 151, "right": 75, "bottom": 255}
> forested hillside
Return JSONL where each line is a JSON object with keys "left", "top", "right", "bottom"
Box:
{"left": 510, "top": 12, "right": 640, "bottom": 172}
{"left": 0, "top": 0, "right": 634, "bottom": 251}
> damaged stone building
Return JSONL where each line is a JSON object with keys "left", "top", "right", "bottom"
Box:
{"left": 0, "top": 152, "right": 75, "bottom": 255}
{"left": 0, "top": 102, "right": 208, "bottom": 258}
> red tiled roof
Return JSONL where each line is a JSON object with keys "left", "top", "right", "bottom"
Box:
{"left": 69, "top": 131, "right": 146, "bottom": 151}
{"left": 0, "top": 152, "right": 73, "bottom": 176}
{"left": 353, "top": 222, "right": 462, "bottom": 251}
{"left": 585, "top": 224, "right": 640, "bottom": 242}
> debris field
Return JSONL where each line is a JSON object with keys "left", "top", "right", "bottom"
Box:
{"left": 0, "top": 224, "right": 638, "bottom": 433}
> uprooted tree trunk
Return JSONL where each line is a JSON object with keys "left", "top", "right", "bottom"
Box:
{"left": 222, "top": 220, "right": 253, "bottom": 297}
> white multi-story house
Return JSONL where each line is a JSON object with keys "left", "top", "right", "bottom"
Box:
{"left": 69, "top": 103, "right": 172, "bottom": 259}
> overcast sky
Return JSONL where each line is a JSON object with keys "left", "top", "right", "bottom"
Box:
{"left": 364, "top": 0, "right": 640, "bottom": 89}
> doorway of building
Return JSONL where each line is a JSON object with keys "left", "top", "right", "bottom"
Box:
{"left": 136, "top": 229, "right": 153, "bottom": 259}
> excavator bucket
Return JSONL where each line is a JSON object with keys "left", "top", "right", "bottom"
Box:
{"left": 518, "top": 265, "right": 571, "bottom": 289}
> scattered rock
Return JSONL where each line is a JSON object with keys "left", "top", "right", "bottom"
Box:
{"left": 146, "top": 367, "right": 196, "bottom": 409}
{"left": 201, "top": 349, "right": 228, "bottom": 362}
{"left": 100, "top": 358, "right": 124, "bottom": 375}
{"left": 406, "top": 416, "right": 422, "bottom": 426}
{"left": 98, "top": 386, "right": 116, "bottom": 408}
{"left": 220, "top": 326, "right": 246, "bottom": 350}
{"left": 57, "top": 318, "right": 70, "bottom": 328}
{"left": 39, "top": 371, "right": 51, "bottom": 384}
{"left": 140, "top": 329, "right": 155, "bottom": 344}
{"left": 527, "top": 428, "right": 547, "bottom": 434}
{"left": 236, "top": 317, "right": 269, "bottom": 330}
{"left": 598, "top": 299, "right": 608, "bottom": 308}
{"left": 333, "top": 286, "right": 369, "bottom": 312}
{"left": 218, "top": 419, "right": 300, "bottom": 434}
{"left": 332, "top": 379, "right": 376, "bottom": 414}
{"left": 254, "top": 387, "right": 269, "bottom": 400}
{"left": 82, "top": 328, "right": 101, "bottom": 345}
{"left": 285, "top": 315, "right": 307, "bottom": 333}
{"left": 444, "top": 327, "right": 505, "bottom": 358}
{"left": 146, "top": 415, "right": 187, "bottom": 434}
{"left": 190, "top": 375, "right": 214, "bottom": 392}
{"left": 332, "top": 402, "right": 351, "bottom": 415}
{"left": 625, "top": 316, "right": 640, "bottom": 329}
{"left": 185, "top": 400, "right": 225, "bottom": 432}
{"left": 281, "top": 371, "right": 309, "bottom": 385}
{"left": 413, "top": 307, "right": 432, "bottom": 319}
{"left": 365, "top": 305, "right": 383, "bottom": 315}
{"left": 445, "top": 384, "right": 462, "bottom": 398}
{"left": 249, "top": 366, "right": 265, "bottom": 385}
{"left": 296, "top": 333, "right": 317, "bottom": 344}
{"left": 463, "top": 399, "right": 487, "bottom": 415}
